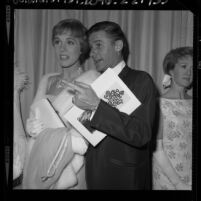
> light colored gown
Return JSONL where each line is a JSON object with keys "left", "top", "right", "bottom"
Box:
{"left": 22, "top": 70, "right": 100, "bottom": 189}
{"left": 153, "top": 98, "right": 192, "bottom": 190}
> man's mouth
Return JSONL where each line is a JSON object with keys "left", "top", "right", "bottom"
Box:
{"left": 94, "top": 59, "right": 102, "bottom": 65}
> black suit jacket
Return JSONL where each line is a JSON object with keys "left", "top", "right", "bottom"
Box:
{"left": 85, "top": 66, "right": 157, "bottom": 189}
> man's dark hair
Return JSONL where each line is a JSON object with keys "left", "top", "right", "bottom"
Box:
{"left": 87, "top": 21, "right": 130, "bottom": 62}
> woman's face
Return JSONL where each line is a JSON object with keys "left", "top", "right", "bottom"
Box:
{"left": 53, "top": 31, "right": 81, "bottom": 68}
{"left": 170, "top": 56, "right": 193, "bottom": 88}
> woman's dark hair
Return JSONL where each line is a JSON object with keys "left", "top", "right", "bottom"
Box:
{"left": 87, "top": 21, "right": 130, "bottom": 62}
{"left": 163, "top": 46, "right": 193, "bottom": 75}
{"left": 52, "top": 19, "right": 90, "bottom": 65}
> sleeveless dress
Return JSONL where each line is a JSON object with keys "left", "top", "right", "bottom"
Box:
{"left": 22, "top": 70, "right": 100, "bottom": 189}
{"left": 22, "top": 75, "right": 87, "bottom": 189}
{"left": 153, "top": 98, "right": 192, "bottom": 190}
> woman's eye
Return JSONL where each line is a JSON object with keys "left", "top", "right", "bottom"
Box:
{"left": 181, "top": 64, "right": 187, "bottom": 68}
{"left": 53, "top": 39, "right": 60, "bottom": 46}
{"left": 67, "top": 40, "right": 75, "bottom": 45}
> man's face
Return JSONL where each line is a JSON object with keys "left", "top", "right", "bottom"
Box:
{"left": 89, "top": 30, "right": 120, "bottom": 72}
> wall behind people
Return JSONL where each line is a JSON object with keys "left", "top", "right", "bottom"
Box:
{"left": 14, "top": 9, "right": 193, "bottom": 125}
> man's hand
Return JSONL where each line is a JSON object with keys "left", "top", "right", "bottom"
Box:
{"left": 67, "top": 81, "right": 100, "bottom": 111}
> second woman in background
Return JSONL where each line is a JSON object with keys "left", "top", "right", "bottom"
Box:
{"left": 152, "top": 47, "right": 193, "bottom": 190}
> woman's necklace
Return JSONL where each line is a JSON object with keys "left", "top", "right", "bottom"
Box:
{"left": 56, "top": 67, "right": 83, "bottom": 89}
{"left": 56, "top": 79, "right": 68, "bottom": 89}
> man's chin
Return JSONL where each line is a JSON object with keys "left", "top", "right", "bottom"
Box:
{"left": 95, "top": 64, "right": 107, "bottom": 73}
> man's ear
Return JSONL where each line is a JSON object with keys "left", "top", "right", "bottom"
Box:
{"left": 114, "top": 40, "right": 123, "bottom": 52}
{"left": 169, "top": 69, "right": 174, "bottom": 77}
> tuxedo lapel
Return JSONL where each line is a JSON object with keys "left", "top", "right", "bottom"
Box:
{"left": 118, "top": 65, "right": 130, "bottom": 80}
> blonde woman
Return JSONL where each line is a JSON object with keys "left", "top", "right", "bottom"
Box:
{"left": 22, "top": 19, "right": 100, "bottom": 189}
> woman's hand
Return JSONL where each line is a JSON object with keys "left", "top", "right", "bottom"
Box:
{"left": 26, "top": 116, "right": 45, "bottom": 138}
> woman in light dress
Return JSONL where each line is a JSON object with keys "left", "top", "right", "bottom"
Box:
{"left": 152, "top": 47, "right": 193, "bottom": 190}
{"left": 22, "top": 19, "right": 100, "bottom": 189}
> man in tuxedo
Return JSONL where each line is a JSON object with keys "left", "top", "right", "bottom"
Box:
{"left": 69, "top": 21, "right": 157, "bottom": 189}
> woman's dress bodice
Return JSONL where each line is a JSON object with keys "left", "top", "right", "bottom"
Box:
{"left": 23, "top": 70, "right": 100, "bottom": 189}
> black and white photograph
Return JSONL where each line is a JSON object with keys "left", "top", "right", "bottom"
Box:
{"left": 2, "top": 0, "right": 200, "bottom": 200}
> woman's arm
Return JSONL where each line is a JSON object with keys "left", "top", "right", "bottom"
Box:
{"left": 26, "top": 73, "right": 60, "bottom": 137}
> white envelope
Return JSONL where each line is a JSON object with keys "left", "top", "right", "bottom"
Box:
{"left": 64, "top": 68, "right": 141, "bottom": 146}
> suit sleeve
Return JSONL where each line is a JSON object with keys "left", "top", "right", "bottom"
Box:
{"left": 90, "top": 72, "right": 157, "bottom": 148}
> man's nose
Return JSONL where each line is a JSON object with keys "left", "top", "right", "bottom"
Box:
{"left": 90, "top": 48, "right": 96, "bottom": 57}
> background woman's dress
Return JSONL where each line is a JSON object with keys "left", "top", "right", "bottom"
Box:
{"left": 153, "top": 98, "right": 192, "bottom": 190}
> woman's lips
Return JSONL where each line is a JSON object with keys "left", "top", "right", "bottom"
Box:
{"left": 60, "top": 55, "right": 69, "bottom": 60}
